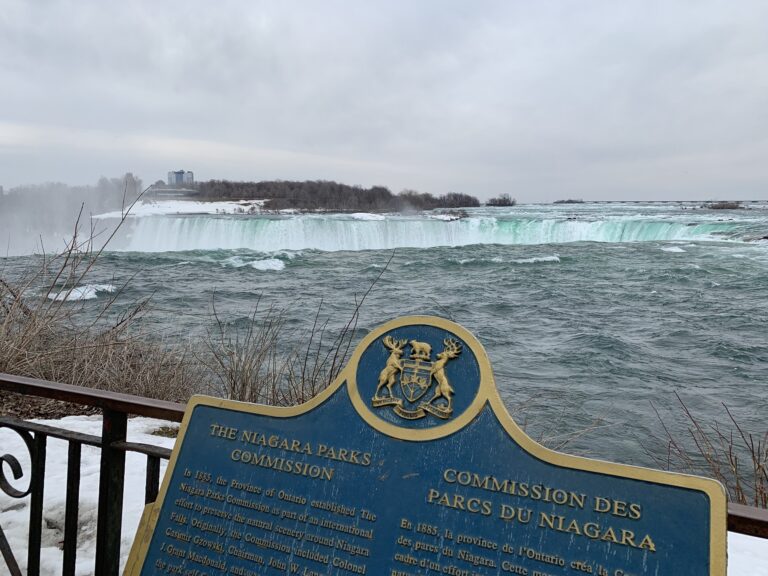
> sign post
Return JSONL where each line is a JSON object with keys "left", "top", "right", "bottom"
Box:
{"left": 126, "top": 316, "right": 726, "bottom": 575}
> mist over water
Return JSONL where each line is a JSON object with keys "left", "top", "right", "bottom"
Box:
{"left": 3, "top": 201, "right": 767, "bottom": 466}
{"left": 0, "top": 175, "right": 140, "bottom": 256}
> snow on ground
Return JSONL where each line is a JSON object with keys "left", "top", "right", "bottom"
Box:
{"left": 731, "top": 533, "right": 768, "bottom": 575}
{"left": 93, "top": 199, "right": 266, "bottom": 219}
{"left": 0, "top": 416, "right": 177, "bottom": 575}
{"left": 1, "top": 416, "right": 767, "bottom": 575}
{"left": 349, "top": 212, "right": 386, "bottom": 220}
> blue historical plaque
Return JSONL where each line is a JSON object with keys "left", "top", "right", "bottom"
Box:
{"left": 126, "top": 317, "right": 727, "bottom": 575}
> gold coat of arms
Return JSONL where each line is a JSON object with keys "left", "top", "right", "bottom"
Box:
{"left": 371, "top": 336, "right": 462, "bottom": 420}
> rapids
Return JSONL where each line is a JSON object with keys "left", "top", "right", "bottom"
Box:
{"left": 3, "top": 201, "right": 767, "bottom": 466}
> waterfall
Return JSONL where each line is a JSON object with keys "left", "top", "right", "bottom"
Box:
{"left": 120, "top": 214, "right": 743, "bottom": 253}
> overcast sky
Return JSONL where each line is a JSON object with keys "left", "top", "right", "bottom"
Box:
{"left": 1, "top": 0, "right": 767, "bottom": 201}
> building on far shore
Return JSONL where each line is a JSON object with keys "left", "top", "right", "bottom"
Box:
{"left": 167, "top": 170, "right": 194, "bottom": 187}
{"left": 151, "top": 172, "right": 199, "bottom": 199}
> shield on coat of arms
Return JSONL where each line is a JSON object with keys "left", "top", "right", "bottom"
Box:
{"left": 399, "top": 359, "right": 434, "bottom": 403}
{"left": 371, "top": 335, "right": 462, "bottom": 420}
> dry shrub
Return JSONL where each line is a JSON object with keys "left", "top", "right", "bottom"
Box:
{"left": 0, "top": 202, "right": 203, "bottom": 404}
{"left": 506, "top": 398, "right": 611, "bottom": 454}
{"left": 650, "top": 393, "right": 767, "bottom": 508}
{"left": 204, "top": 299, "right": 286, "bottom": 405}
{"left": 204, "top": 255, "right": 389, "bottom": 406}
{"left": 1, "top": 201, "right": 388, "bottom": 411}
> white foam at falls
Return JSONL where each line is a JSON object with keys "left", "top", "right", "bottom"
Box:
{"left": 47, "top": 284, "right": 116, "bottom": 301}
{"left": 249, "top": 258, "right": 285, "bottom": 271}
{"left": 661, "top": 246, "right": 686, "bottom": 253}
{"left": 221, "top": 256, "right": 285, "bottom": 271}
{"left": 429, "top": 214, "right": 462, "bottom": 221}
{"left": 513, "top": 255, "right": 561, "bottom": 264}
{"left": 121, "top": 215, "right": 742, "bottom": 253}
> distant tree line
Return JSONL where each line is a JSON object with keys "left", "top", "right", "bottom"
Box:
{"left": 195, "top": 180, "right": 480, "bottom": 211}
{"left": 486, "top": 194, "right": 516, "bottom": 207}
{"left": 702, "top": 201, "right": 742, "bottom": 210}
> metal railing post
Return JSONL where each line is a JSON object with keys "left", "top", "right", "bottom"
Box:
{"left": 27, "top": 433, "right": 46, "bottom": 576}
{"left": 94, "top": 408, "right": 127, "bottom": 575}
{"left": 63, "top": 441, "right": 82, "bottom": 576}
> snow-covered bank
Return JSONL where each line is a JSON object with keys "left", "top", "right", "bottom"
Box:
{"left": 93, "top": 199, "right": 266, "bottom": 219}
{"left": 0, "top": 415, "right": 766, "bottom": 574}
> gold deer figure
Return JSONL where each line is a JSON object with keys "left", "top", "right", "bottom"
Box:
{"left": 427, "top": 338, "right": 462, "bottom": 411}
{"left": 374, "top": 336, "right": 408, "bottom": 398}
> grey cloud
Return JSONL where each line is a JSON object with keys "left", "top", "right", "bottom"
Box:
{"left": 1, "top": 0, "right": 767, "bottom": 200}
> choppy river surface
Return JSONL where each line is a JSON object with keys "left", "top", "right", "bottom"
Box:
{"left": 4, "top": 201, "right": 768, "bottom": 466}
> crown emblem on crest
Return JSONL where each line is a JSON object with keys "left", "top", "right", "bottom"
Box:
{"left": 371, "top": 335, "right": 462, "bottom": 420}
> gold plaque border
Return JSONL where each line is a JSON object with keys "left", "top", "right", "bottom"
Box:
{"left": 126, "top": 315, "right": 727, "bottom": 576}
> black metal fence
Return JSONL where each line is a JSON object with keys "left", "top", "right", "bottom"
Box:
{"left": 0, "top": 373, "right": 184, "bottom": 575}
{"left": 1, "top": 372, "right": 767, "bottom": 575}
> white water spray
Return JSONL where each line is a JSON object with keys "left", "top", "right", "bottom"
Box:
{"left": 119, "top": 214, "right": 741, "bottom": 253}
